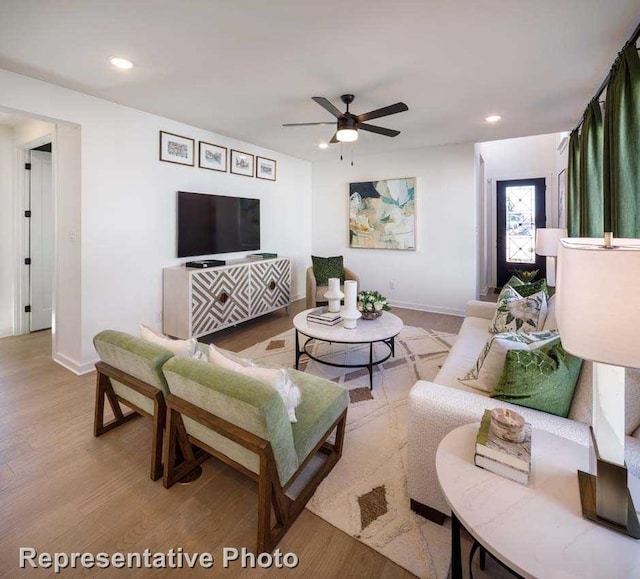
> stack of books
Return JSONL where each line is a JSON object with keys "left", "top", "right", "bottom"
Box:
{"left": 306, "top": 307, "right": 341, "bottom": 326}
{"left": 474, "top": 409, "right": 532, "bottom": 485}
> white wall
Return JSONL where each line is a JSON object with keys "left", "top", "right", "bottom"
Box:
{"left": 312, "top": 143, "right": 477, "bottom": 316}
{"left": 477, "top": 133, "right": 561, "bottom": 287}
{"left": 0, "top": 126, "right": 13, "bottom": 336}
{"left": 0, "top": 68, "right": 312, "bottom": 372}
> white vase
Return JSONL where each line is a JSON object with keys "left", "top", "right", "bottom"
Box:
{"left": 341, "top": 280, "right": 361, "bottom": 329}
{"left": 324, "top": 277, "right": 344, "bottom": 313}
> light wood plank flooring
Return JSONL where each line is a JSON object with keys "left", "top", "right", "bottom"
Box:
{"left": 0, "top": 302, "right": 463, "bottom": 578}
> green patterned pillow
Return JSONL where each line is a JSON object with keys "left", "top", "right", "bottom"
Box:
{"left": 492, "top": 342, "right": 583, "bottom": 417}
{"left": 460, "top": 330, "right": 559, "bottom": 392}
{"left": 504, "top": 275, "right": 548, "bottom": 298}
{"left": 490, "top": 286, "right": 548, "bottom": 334}
{"left": 312, "top": 255, "right": 345, "bottom": 286}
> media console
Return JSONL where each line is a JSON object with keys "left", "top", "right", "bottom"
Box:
{"left": 163, "top": 257, "right": 291, "bottom": 339}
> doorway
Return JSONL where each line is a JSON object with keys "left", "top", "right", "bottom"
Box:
{"left": 496, "top": 178, "right": 546, "bottom": 288}
{"left": 28, "top": 144, "right": 53, "bottom": 331}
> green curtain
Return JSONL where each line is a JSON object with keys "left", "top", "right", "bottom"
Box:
{"left": 603, "top": 45, "right": 640, "bottom": 237}
{"left": 566, "top": 130, "right": 581, "bottom": 237}
{"left": 579, "top": 100, "right": 604, "bottom": 236}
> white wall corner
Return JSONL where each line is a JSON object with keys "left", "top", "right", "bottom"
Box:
{"left": 53, "top": 352, "right": 97, "bottom": 376}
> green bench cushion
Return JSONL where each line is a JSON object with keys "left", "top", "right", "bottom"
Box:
{"left": 288, "top": 369, "right": 349, "bottom": 463}
{"left": 93, "top": 330, "right": 174, "bottom": 414}
{"left": 162, "top": 357, "right": 299, "bottom": 486}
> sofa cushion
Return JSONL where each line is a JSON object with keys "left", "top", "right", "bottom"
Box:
{"left": 505, "top": 275, "right": 549, "bottom": 298}
{"left": 287, "top": 368, "right": 348, "bottom": 464}
{"left": 492, "top": 341, "right": 583, "bottom": 417}
{"left": 459, "top": 330, "right": 559, "bottom": 393}
{"left": 312, "top": 255, "right": 345, "bottom": 286}
{"left": 489, "top": 286, "right": 548, "bottom": 334}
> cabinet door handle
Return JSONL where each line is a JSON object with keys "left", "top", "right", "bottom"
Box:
{"left": 268, "top": 281, "right": 276, "bottom": 290}
{"left": 218, "top": 291, "right": 229, "bottom": 304}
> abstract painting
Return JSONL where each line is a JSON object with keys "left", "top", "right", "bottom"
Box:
{"left": 159, "top": 131, "right": 194, "bottom": 166}
{"left": 230, "top": 149, "right": 254, "bottom": 177}
{"left": 349, "top": 178, "right": 416, "bottom": 250}
{"left": 199, "top": 141, "right": 227, "bottom": 172}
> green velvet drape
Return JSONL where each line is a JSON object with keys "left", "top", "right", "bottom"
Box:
{"left": 567, "top": 130, "right": 581, "bottom": 237}
{"left": 603, "top": 45, "right": 640, "bottom": 236}
{"left": 579, "top": 100, "right": 604, "bottom": 236}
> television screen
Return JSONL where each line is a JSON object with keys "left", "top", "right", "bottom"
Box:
{"left": 177, "top": 192, "right": 260, "bottom": 257}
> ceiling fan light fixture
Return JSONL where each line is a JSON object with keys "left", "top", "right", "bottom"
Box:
{"left": 336, "top": 128, "right": 358, "bottom": 142}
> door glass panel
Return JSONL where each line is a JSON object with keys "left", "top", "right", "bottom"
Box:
{"left": 505, "top": 185, "right": 536, "bottom": 264}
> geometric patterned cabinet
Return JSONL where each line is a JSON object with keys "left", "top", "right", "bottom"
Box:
{"left": 163, "top": 258, "right": 291, "bottom": 339}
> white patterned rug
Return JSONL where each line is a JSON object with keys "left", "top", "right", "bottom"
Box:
{"left": 240, "top": 325, "right": 457, "bottom": 578}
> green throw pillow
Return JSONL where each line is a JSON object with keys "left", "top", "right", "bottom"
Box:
{"left": 491, "top": 341, "right": 583, "bottom": 418}
{"left": 312, "top": 255, "right": 345, "bottom": 286}
{"left": 504, "top": 275, "right": 548, "bottom": 298}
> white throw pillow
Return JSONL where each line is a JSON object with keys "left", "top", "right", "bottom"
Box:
{"left": 542, "top": 295, "right": 557, "bottom": 330}
{"left": 139, "top": 324, "right": 197, "bottom": 357}
{"left": 208, "top": 344, "right": 301, "bottom": 422}
{"left": 489, "top": 286, "right": 548, "bottom": 334}
{"left": 460, "top": 330, "right": 559, "bottom": 392}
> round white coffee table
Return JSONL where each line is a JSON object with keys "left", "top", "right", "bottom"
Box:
{"left": 436, "top": 423, "right": 640, "bottom": 579}
{"left": 293, "top": 309, "right": 404, "bottom": 389}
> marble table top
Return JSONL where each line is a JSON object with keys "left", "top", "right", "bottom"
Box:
{"left": 293, "top": 309, "right": 403, "bottom": 343}
{"left": 436, "top": 424, "right": 640, "bottom": 579}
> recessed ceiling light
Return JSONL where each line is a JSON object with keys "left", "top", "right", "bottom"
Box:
{"left": 107, "top": 56, "right": 134, "bottom": 70}
{"left": 485, "top": 115, "right": 502, "bottom": 123}
{"left": 318, "top": 142, "right": 329, "bottom": 149}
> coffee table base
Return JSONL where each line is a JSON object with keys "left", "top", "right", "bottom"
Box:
{"left": 294, "top": 330, "right": 396, "bottom": 390}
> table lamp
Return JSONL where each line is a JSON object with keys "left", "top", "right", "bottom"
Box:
{"left": 556, "top": 235, "right": 640, "bottom": 538}
{"left": 535, "top": 228, "right": 567, "bottom": 286}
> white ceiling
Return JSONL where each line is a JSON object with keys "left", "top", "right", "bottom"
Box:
{"left": 0, "top": 1, "right": 637, "bottom": 160}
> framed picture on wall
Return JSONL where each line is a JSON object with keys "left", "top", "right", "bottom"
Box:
{"left": 558, "top": 168, "right": 567, "bottom": 228}
{"left": 348, "top": 177, "right": 416, "bottom": 250}
{"left": 199, "top": 141, "right": 227, "bottom": 172}
{"left": 230, "top": 149, "right": 254, "bottom": 177}
{"left": 256, "top": 156, "right": 276, "bottom": 181}
{"left": 159, "top": 131, "right": 194, "bottom": 166}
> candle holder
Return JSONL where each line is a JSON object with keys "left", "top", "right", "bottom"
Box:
{"left": 341, "top": 280, "right": 361, "bottom": 329}
{"left": 324, "top": 278, "right": 344, "bottom": 313}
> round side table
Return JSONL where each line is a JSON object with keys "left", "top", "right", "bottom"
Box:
{"left": 436, "top": 423, "right": 640, "bottom": 579}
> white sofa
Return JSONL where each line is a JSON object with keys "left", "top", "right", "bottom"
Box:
{"left": 407, "top": 298, "right": 640, "bottom": 522}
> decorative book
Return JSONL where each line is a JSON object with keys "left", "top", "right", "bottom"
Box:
{"left": 475, "top": 409, "right": 532, "bottom": 473}
{"left": 307, "top": 307, "right": 341, "bottom": 322}
{"left": 474, "top": 454, "right": 529, "bottom": 486}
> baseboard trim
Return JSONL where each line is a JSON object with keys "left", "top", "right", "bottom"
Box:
{"left": 53, "top": 352, "right": 97, "bottom": 376}
{"left": 410, "top": 499, "right": 448, "bottom": 525}
{"left": 389, "top": 300, "right": 465, "bottom": 317}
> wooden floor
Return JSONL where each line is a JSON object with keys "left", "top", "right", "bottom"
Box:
{"left": 0, "top": 302, "right": 463, "bottom": 578}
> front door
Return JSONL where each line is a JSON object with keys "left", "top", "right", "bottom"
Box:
{"left": 496, "top": 178, "right": 546, "bottom": 288}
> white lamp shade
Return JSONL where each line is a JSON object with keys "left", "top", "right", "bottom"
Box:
{"left": 556, "top": 237, "right": 640, "bottom": 368}
{"left": 535, "top": 228, "right": 567, "bottom": 256}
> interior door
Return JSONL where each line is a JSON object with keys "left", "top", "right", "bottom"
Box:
{"left": 29, "top": 150, "right": 54, "bottom": 332}
{"left": 496, "top": 178, "right": 546, "bottom": 288}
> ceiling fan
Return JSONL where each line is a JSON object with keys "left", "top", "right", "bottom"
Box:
{"left": 283, "top": 94, "right": 408, "bottom": 143}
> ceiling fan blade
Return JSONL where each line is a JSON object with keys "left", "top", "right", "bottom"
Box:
{"left": 358, "top": 123, "right": 400, "bottom": 137}
{"left": 282, "top": 122, "right": 336, "bottom": 127}
{"left": 312, "top": 96, "right": 343, "bottom": 118}
{"left": 329, "top": 132, "right": 339, "bottom": 144}
{"left": 356, "top": 102, "right": 408, "bottom": 122}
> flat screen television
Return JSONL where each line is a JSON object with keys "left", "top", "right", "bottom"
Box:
{"left": 177, "top": 192, "right": 260, "bottom": 257}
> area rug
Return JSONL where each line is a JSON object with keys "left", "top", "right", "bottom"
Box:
{"left": 240, "top": 325, "right": 457, "bottom": 578}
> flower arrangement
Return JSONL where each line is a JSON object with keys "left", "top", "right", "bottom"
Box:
{"left": 357, "top": 290, "right": 391, "bottom": 320}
